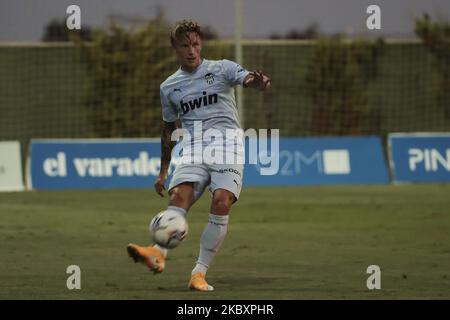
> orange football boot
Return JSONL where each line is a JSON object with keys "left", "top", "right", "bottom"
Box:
{"left": 127, "top": 243, "right": 165, "bottom": 274}
{"left": 188, "top": 272, "right": 214, "bottom": 291}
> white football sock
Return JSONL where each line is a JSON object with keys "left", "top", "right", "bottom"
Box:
{"left": 167, "top": 205, "right": 187, "bottom": 217}
{"left": 153, "top": 206, "right": 187, "bottom": 258}
{"left": 192, "top": 214, "right": 229, "bottom": 275}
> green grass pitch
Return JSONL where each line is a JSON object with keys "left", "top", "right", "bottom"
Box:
{"left": 1, "top": 184, "right": 449, "bottom": 299}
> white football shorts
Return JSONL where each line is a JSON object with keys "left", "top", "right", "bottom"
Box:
{"left": 168, "top": 162, "right": 244, "bottom": 202}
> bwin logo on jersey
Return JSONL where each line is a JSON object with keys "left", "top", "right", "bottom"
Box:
{"left": 180, "top": 91, "right": 218, "bottom": 114}
{"left": 204, "top": 73, "right": 215, "bottom": 84}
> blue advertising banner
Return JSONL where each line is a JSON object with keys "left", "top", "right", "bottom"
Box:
{"left": 29, "top": 139, "right": 165, "bottom": 190}
{"left": 388, "top": 133, "right": 450, "bottom": 183}
{"left": 29, "top": 137, "right": 389, "bottom": 190}
{"left": 243, "top": 136, "right": 389, "bottom": 186}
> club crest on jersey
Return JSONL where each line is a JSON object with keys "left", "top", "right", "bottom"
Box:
{"left": 180, "top": 91, "right": 218, "bottom": 114}
{"left": 204, "top": 73, "right": 215, "bottom": 84}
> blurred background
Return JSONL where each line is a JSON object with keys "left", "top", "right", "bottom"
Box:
{"left": 0, "top": 0, "right": 449, "bottom": 154}
{"left": 1, "top": 0, "right": 450, "bottom": 300}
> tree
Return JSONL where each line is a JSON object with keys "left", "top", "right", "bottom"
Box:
{"left": 270, "top": 23, "right": 320, "bottom": 40}
{"left": 42, "top": 19, "right": 92, "bottom": 42}
{"left": 415, "top": 14, "right": 450, "bottom": 119}
{"left": 73, "top": 16, "right": 177, "bottom": 137}
{"left": 201, "top": 25, "right": 219, "bottom": 40}
{"left": 305, "top": 37, "right": 384, "bottom": 135}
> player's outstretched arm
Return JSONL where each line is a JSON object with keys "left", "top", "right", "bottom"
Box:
{"left": 243, "top": 70, "right": 271, "bottom": 91}
{"left": 155, "top": 120, "right": 177, "bottom": 197}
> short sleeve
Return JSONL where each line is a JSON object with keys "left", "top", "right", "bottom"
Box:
{"left": 160, "top": 87, "right": 178, "bottom": 122}
{"left": 222, "top": 59, "right": 250, "bottom": 86}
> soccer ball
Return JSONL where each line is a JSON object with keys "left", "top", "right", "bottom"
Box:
{"left": 149, "top": 210, "right": 188, "bottom": 249}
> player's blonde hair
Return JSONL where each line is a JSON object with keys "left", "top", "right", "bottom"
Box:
{"left": 170, "top": 20, "right": 202, "bottom": 47}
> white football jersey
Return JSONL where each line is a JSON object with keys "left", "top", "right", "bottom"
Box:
{"left": 160, "top": 59, "right": 249, "bottom": 162}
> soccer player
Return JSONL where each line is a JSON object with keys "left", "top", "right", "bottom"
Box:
{"left": 127, "top": 20, "right": 270, "bottom": 291}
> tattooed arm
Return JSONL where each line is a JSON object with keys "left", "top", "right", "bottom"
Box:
{"left": 154, "top": 120, "right": 177, "bottom": 197}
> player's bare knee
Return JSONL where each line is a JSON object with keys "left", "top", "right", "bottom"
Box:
{"left": 169, "top": 185, "right": 194, "bottom": 209}
{"left": 212, "top": 190, "right": 235, "bottom": 214}
{"left": 169, "top": 193, "right": 190, "bottom": 208}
